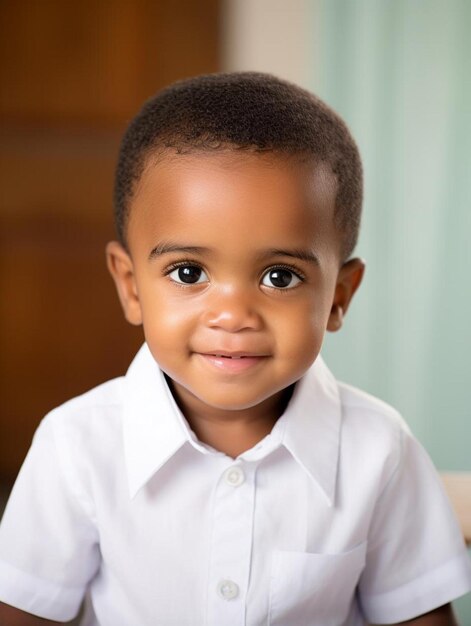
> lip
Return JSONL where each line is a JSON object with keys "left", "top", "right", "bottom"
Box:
{"left": 196, "top": 351, "right": 269, "bottom": 373}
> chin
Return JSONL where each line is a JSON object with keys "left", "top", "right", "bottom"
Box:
{"left": 201, "top": 395, "right": 267, "bottom": 412}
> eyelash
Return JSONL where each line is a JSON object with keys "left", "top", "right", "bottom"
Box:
{"left": 163, "top": 259, "right": 203, "bottom": 275}
{"left": 162, "top": 260, "right": 306, "bottom": 289}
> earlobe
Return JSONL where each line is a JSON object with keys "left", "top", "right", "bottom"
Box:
{"left": 328, "top": 304, "right": 344, "bottom": 331}
{"left": 105, "top": 241, "right": 143, "bottom": 326}
{"left": 327, "top": 258, "right": 365, "bottom": 332}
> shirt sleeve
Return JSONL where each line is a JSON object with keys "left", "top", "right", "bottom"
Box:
{"left": 0, "top": 415, "right": 100, "bottom": 621}
{"left": 359, "top": 426, "right": 471, "bottom": 624}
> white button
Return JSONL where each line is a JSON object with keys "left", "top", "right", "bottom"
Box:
{"left": 224, "top": 466, "right": 245, "bottom": 487}
{"left": 217, "top": 579, "right": 239, "bottom": 600}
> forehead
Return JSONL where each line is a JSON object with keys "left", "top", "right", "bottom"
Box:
{"left": 127, "top": 150, "right": 340, "bottom": 257}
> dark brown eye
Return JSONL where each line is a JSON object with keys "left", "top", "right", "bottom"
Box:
{"left": 169, "top": 265, "right": 207, "bottom": 284}
{"left": 261, "top": 268, "right": 301, "bottom": 289}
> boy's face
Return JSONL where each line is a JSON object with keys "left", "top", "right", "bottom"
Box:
{"left": 107, "top": 151, "right": 363, "bottom": 422}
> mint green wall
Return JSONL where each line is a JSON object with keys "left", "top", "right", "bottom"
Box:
{"left": 312, "top": 0, "right": 471, "bottom": 472}
{"left": 311, "top": 1, "right": 471, "bottom": 619}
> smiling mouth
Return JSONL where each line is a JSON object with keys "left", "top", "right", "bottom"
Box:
{"left": 196, "top": 352, "right": 268, "bottom": 372}
{"left": 202, "top": 352, "right": 267, "bottom": 359}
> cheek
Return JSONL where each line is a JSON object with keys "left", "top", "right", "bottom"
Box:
{"left": 139, "top": 293, "right": 193, "bottom": 344}
{"left": 275, "top": 297, "right": 331, "bottom": 355}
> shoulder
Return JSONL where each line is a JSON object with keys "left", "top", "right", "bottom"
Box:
{"left": 35, "top": 377, "right": 126, "bottom": 475}
{"left": 338, "top": 380, "right": 409, "bottom": 435}
{"left": 43, "top": 376, "right": 124, "bottom": 430}
{"left": 314, "top": 357, "right": 409, "bottom": 444}
{"left": 48, "top": 375, "right": 125, "bottom": 417}
{"left": 335, "top": 380, "right": 412, "bottom": 487}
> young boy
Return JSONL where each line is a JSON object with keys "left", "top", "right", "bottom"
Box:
{"left": 0, "top": 72, "right": 470, "bottom": 626}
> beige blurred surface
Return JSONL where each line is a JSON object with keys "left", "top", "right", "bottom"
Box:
{"left": 441, "top": 473, "right": 471, "bottom": 546}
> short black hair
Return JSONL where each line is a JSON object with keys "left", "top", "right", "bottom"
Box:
{"left": 114, "top": 71, "right": 362, "bottom": 259}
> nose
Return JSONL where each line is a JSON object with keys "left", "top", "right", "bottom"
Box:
{"left": 202, "top": 288, "right": 263, "bottom": 333}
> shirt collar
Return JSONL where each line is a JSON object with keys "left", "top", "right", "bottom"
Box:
{"left": 279, "top": 356, "right": 341, "bottom": 506}
{"left": 123, "top": 344, "right": 341, "bottom": 504}
{"left": 123, "top": 344, "right": 190, "bottom": 498}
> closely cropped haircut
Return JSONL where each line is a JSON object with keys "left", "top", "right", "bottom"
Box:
{"left": 114, "top": 72, "right": 363, "bottom": 259}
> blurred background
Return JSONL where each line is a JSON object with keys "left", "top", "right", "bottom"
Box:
{"left": 1, "top": 0, "right": 469, "bottom": 619}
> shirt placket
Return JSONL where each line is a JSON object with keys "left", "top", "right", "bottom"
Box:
{"left": 206, "top": 461, "right": 256, "bottom": 626}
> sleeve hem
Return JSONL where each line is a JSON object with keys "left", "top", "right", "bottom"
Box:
{"left": 361, "top": 550, "right": 471, "bottom": 624}
{"left": 0, "top": 558, "right": 84, "bottom": 621}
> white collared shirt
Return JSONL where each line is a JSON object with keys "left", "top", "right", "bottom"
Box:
{"left": 0, "top": 344, "right": 470, "bottom": 625}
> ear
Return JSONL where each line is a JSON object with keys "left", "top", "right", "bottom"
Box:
{"left": 327, "top": 258, "right": 365, "bottom": 332}
{"left": 106, "top": 241, "right": 143, "bottom": 326}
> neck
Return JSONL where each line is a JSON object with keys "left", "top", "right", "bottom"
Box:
{"left": 166, "top": 377, "right": 294, "bottom": 458}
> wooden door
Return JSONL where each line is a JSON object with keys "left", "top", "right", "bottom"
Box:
{"left": 0, "top": 0, "right": 220, "bottom": 483}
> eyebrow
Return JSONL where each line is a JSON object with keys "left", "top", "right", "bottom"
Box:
{"left": 264, "top": 248, "right": 320, "bottom": 266}
{"left": 148, "top": 242, "right": 210, "bottom": 260}
{"left": 148, "top": 242, "right": 320, "bottom": 266}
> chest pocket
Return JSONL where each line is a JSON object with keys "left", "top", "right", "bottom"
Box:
{"left": 268, "top": 542, "right": 367, "bottom": 626}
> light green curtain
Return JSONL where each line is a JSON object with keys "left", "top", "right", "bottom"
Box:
{"left": 312, "top": 1, "right": 471, "bottom": 619}
{"left": 313, "top": 0, "right": 471, "bottom": 471}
